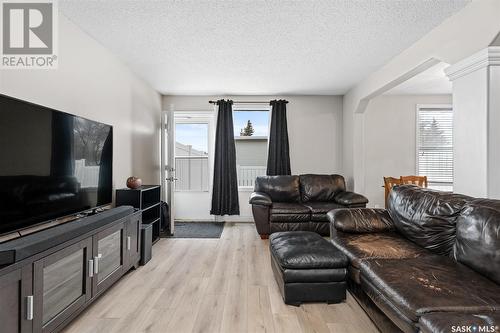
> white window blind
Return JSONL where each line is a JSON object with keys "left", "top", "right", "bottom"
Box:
{"left": 416, "top": 105, "right": 453, "bottom": 188}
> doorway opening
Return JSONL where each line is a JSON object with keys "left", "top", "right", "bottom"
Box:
{"left": 161, "top": 111, "right": 215, "bottom": 233}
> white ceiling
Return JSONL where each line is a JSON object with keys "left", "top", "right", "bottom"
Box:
{"left": 59, "top": 0, "right": 470, "bottom": 95}
{"left": 384, "top": 62, "right": 452, "bottom": 95}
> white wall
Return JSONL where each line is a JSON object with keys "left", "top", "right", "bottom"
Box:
{"left": 0, "top": 15, "right": 162, "bottom": 197}
{"left": 163, "top": 95, "right": 343, "bottom": 221}
{"left": 446, "top": 47, "right": 500, "bottom": 198}
{"left": 363, "top": 94, "right": 452, "bottom": 207}
{"left": 451, "top": 68, "right": 488, "bottom": 197}
{"left": 489, "top": 64, "right": 500, "bottom": 198}
{"left": 342, "top": 0, "right": 500, "bottom": 192}
{"left": 492, "top": 33, "right": 500, "bottom": 46}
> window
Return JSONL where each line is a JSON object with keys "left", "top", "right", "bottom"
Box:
{"left": 416, "top": 105, "right": 453, "bottom": 191}
{"left": 233, "top": 109, "right": 270, "bottom": 188}
{"left": 175, "top": 122, "right": 209, "bottom": 191}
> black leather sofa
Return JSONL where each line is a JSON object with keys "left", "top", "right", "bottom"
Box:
{"left": 328, "top": 185, "right": 500, "bottom": 333}
{"left": 249, "top": 174, "right": 368, "bottom": 238}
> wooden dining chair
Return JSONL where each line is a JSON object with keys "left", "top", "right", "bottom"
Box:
{"left": 400, "top": 175, "right": 428, "bottom": 188}
{"left": 383, "top": 177, "right": 402, "bottom": 208}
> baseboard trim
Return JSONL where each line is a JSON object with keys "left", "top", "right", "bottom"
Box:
{"left": 215, "top": 216, "right": 254, "bottom": 223}
{"left": 175, "top": 217, "right": 255, "bottom": 223}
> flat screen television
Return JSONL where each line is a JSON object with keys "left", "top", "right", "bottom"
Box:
{"left": 0, "top": 94, "right": 113, "bottom": 235}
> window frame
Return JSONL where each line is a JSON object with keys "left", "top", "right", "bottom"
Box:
{"left": 232, "top": 104, "right": 272, "bottom": 191}
{"left": 173, "top": 112, "right": 214, "bottom": 192}
{"left": 415, "top": 104, "right": 454, "bottom": 190}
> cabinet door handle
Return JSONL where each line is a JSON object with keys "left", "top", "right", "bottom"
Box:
{"left": 94, "top": 254, "right": 102, "bottom": 274}
{"left": 127, "top": 236, "right": 131, "bottom": 251}
{"left": 26, "top": 295, "right": 33, "bottom": 320}
{"left": 89, "top": 259, "right": 94, "bottom": 277}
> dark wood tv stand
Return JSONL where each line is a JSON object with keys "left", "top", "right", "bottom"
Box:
{"left": 0, "top": 206, "right": 113, "bottom": 244}
{"left": 0, "top": 206, "right": 141, "bottom": 333}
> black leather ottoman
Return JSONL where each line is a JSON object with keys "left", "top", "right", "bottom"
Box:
{"left": 269, "top": 231, "right": 348, "bottom": 306}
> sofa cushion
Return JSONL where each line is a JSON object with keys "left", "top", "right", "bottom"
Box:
{"left": 299, "top": 174, "right": 346, "bottom": 202}
{"left": 331, "top": 231, "right": 430, "bottom": 269}
{"left": 271, "top": 202, "right": 310, "bottom": 214}
{"left": 419, "top": 312, "right": 500, "bottom": 333}
{"left": 303, "top": 202, "right": 343, "bottom": 214}
{"left": 333, "top": 191, "right": 369, "bottom": 206}
{"left": 270, "top": 222, "right": 329, "bottom": 234}
{"left": 270, "top": 203, "right": 310, "bottom": 223}
{"left": 308, "top": 222, "right": 330, "bottom": 235}
{"left": 387, "top": 185, "right": 472, "bottom": 255}
{"left": 360, "top": 256, "right": 500, "bottom": 323}
{"left": 270, "top": 214, "right": 310, "bottom": 223}
{"left": 454, "top": 198, "right": 500, "bottom": 285}
{"left": 311, "top": 214, "right": 330, "bottom": 222}
{"left": 270, "top": 231, "right": 348, "bottom": 269}
{"left": 269, "top": 204, "right": 308, "bottom": 223}
{"left": 303, "top": 202, "right": 343, "bottom": 222}
{"left": 254, "top": 175, "right": 301, "bottom": 202}
{"left": 328, "top": 208, "right": 395, "bottom": 233}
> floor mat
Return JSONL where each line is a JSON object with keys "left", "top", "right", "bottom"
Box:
{"left": 164, "top": 222, "right": 225, "bottom": 238}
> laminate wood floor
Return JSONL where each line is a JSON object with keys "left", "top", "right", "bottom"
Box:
{"left": 62, "top": 223, "right": 380, "bottom": 333}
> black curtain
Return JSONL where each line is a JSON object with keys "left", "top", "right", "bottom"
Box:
{"left": 210, "top": 100, "right": 240, "bottom": 216}
{"left": 267, "top": 99, "right": 291, "bottom": 176}
{"left": 50, "top": 112, "right": 74, "bottom": 177}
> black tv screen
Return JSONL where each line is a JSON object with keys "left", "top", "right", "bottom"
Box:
{"left": 0, "top": 94, "right": 113, "bottom": 235}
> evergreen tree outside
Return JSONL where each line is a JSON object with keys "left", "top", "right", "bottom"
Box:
{"left": 421, "top": 118, "right": 449, "bottom": 147}
{"left": 240, "top": 120, "right": 255, "bottom": 136}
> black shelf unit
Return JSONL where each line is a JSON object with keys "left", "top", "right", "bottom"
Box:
{"left": 116, "top": 185, "right": 161, "bottom": 244}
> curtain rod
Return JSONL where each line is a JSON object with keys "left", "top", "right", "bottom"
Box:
{"left": 208, "top": 100, "right": 270, "bottom": 104}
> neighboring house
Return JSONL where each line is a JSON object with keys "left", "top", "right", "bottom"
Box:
{"left": 234, "top": 136, "right": 267, "bottom": 167}
{"left": 235, "top": 136, "right": 268, "bottom": 187}
{"left": 175, "top": 142, "right": 208, "bottom": 157}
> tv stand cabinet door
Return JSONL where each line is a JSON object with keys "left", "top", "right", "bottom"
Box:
{"left": 92, "top": 219, "right": 126, "bottom": 297}
{"left": 0, "top": 265, "right": 33, "bottom": 333}
{"left": 33, "top": 238, "right": 93, "bottom": 333}
{"left": 126, "top": 213, "right": 141, "bottom": 269}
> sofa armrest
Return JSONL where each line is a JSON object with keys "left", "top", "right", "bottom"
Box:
{"left": 327, "top": 208, "right": 395, "bottom": 233}
{"left": 334, "top": 191, "right": 369, "bottom": 207}
{"left": 249, "top": 192, "right": 272, "bottom": 206}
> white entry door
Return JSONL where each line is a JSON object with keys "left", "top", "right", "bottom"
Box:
{"left": 161, "top": 110, "right": 175, "bottom": 233}
{"left": 162, "top": 111, "right": 215, "bottom": 224}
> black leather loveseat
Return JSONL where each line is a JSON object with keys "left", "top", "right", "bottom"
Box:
{"left": 328, "top": 185, "right": 500, "bottom": 333}
{"left": 249, "top": 174, "right": 368, "bottom": 238}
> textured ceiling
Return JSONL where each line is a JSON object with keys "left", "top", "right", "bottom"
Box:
{"left": 385, "top": 62, "right": 452, "bottom": 95}
{"left": 59, "top": 0, "right": 470, "bottom": 95}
